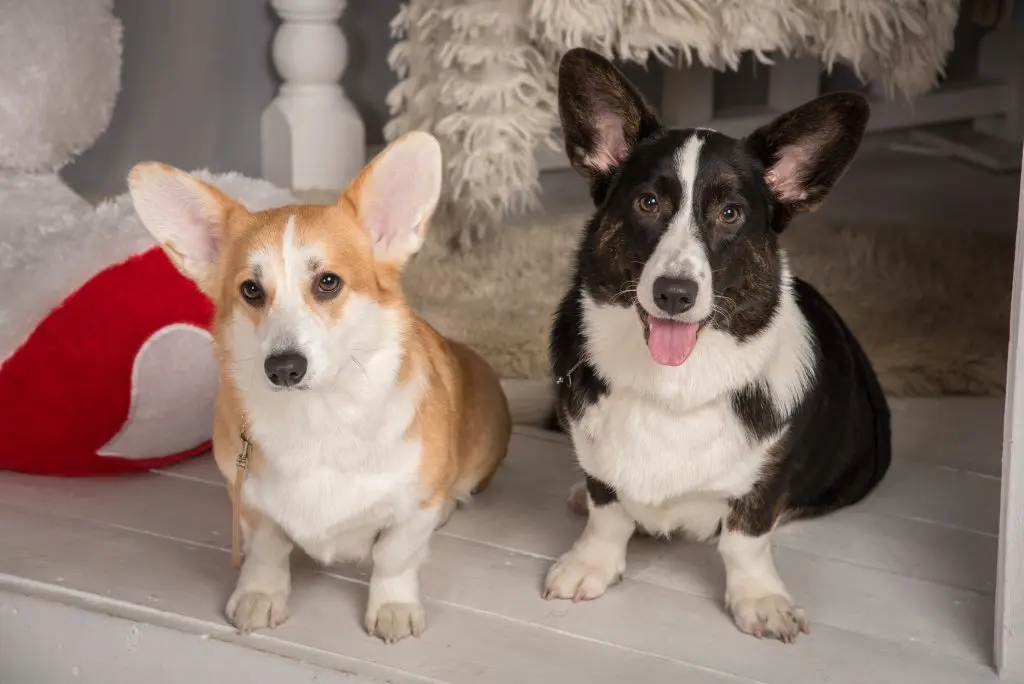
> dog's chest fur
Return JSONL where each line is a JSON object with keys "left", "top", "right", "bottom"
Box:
{"left": 572, "top": 278, "right": 813, "bottom": 538}
{"left": 572, "top": 390, "right": 765, "bottom": 539}
{"left": 239, "top": 351, "right": 428, "bottom": 565}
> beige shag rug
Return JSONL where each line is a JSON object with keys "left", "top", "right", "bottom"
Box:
{"left": 405, "top": 212, "right": 1014, "bottom": 397}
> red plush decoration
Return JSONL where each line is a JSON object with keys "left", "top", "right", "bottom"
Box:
{"left": 0, "top": 171, "right": 293, "bottom": 477}
{"left": 0, "top": 247, "right": 217, "bottom": 476}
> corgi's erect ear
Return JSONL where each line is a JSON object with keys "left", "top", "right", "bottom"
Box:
{"left": 128, "top": 162, "right": 245, "bottom": 294}
{"left": 746, "top": 92, "right": 869, "bottom": 221}
{"left": 344, "top": 131, "right": 442, "bottom": 269}
{"left": 557, "top": 48, "right": 662, "bottom": 202}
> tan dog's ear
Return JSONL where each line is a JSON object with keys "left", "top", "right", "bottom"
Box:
{"left": 128, "top": 163, "right": 245, "bottom": 295}
{"left": 344, "top": 131, "right": 442, "bottom": 268}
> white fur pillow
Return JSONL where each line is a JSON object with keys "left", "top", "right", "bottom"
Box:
{"left": 0, "top": 0, "right": 122, "bottom": 171}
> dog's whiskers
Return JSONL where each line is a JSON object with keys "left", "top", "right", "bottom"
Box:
{"left": 612, "top": 286, "right": 638, "bottom": 303}
{"left": 609, "top": 278, "right": 640, "bottom": 304}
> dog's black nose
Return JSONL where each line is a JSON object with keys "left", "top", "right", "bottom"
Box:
{"left": 652, "top": 276, "right": 699, "bottom": 316}
{"left": 264, "top": 352, "right": 307, "bottom": 387}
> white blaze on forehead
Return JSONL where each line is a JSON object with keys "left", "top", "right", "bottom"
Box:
{"left": 278, "top": 214, "right": 323, "bottom": 310}
{"left": 246, "top": 214, "right": 326, "bottom": 352}
{"left": 652, "top": 135, "right": 706, "bottom": 276}
{"left": 281, "top": 214, "right": 301, "bottom": 299}
{"left": 636, "top": 133, "right": 715, "bottom": 320}
{"left": 246, "top": 215, "right": 323, "bottom": 302}
{"left": 276, "top": 214, "right": 325, "bottom": 308}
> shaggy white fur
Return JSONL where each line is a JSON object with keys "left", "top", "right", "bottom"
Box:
{"left": 0, "top": 0, "right": 122, "bottom": 172}
{"left": 0, "top": 172, "right": 295, "bottom": 368}
{"left": 386, "top": 0, "right": 559, "bottom": 249}
{"left": 386, "top": 0, "right": 959, "bottom": 246}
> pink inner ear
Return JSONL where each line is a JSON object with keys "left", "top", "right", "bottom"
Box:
{"left": 360, "top": 135, "right": 440, "bottom": 256}
{"left": 765, "top": 139, "right": 827, "bottom": 201}
{"left": 582, "top": 112, "right": 630, "bottom": 173}
{"left": 133, "top": 171, "right": 223, "bottom": 266}
{"left": 766, "top": 143, "right": 815, "bottom": 202}
{"left": 180, "top": 193, "right": 222, "bottom": 259}
{"left": 364, "top": 195, "right": 398, "bottom": 247}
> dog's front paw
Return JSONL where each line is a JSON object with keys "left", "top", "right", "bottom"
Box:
{"left": 728, "top": 592, "right": 809, "bottom": 643}
{"left": 366, "top": 602, "right": 426, "bottom": 644}
{"left": 226, "top": 589, "right": 289, "bottom": 634}
{"left": 543, "top": 548, "right": 624, "bottom": 602}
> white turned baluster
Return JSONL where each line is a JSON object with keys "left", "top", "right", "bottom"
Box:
{"left": 261, "top": 0, "right": 366, "bottom": 192}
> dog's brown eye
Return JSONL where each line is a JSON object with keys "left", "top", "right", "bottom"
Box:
{"left": 316, "top": 272, "right": 342, "bottom": 296}
{"left": 637, "top": 193, "right": 659, "bottom": 213}
{"left": 720, "top": 204, "right": 741, "bottom": 224}
{"left": 240, "top": 280, "right": 263, "bottom": 303}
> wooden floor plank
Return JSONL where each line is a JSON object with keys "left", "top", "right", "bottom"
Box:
{"left": 0, "top": 505, "right": 742, "bottom": 684}
{"left": 630, "top": 537, "right": 993, "bottom": 662}
{"left": 406, "top": 536, "right": 1001, "bottom": 684}
{"left": 0, "top": 398, "right": 1007, "bottom": 682}
{"left": 1, "top": 431, "right": 999, "bottom": 655}
{"left": 889, "top": 398, "right": 1004, "bottom": 477}
{"left": 0, "top": 460, "right": 997, "bottom": 669}
{"left": 0, "top": 502, "right": 1004, "bottom": 684}
{"left": 155, "top": 451, "right": 220, "bottom": 485}
{"left": 867, "top": 459, "right": 999, "bottom": 535}
{"left": 1, "top": 592, "right": 391, "bottom": 684}
{"left": 4, "top": 497, "right": 1003, "bottom": 684}
{"left": 776, "top": 509, "right": 997, "bottom": 594}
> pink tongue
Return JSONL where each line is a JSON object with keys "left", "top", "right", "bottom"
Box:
{"left": 647, "top": 319, "right": 699, "bottom": 366}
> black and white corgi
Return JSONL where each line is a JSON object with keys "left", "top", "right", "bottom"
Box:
{"left": 544, "top": 48, "right": 891, "bottom": 643}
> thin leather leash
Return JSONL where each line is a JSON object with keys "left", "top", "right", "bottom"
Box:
{"left": 231, "top": 419, "right": 253, "bottom": 568}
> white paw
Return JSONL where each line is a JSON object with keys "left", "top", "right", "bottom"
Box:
{"left": 226, "top": 588, "right": 289, "bottom": 634}
{"left": 543, "top": 549, "right": 624, "bottom": 602}
{"left": 728, "top": 592, "right": 809, "bottom": 643}
{"left": 365, "top": 602, "right": 426, "bottom": 644}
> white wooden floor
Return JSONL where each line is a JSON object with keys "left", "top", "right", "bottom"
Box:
{"left": 0, "top": 397, "right": 1015, "bottom": 683}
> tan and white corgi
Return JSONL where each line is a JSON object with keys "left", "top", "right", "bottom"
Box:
{"left": 128, "top": 132, "right": 512, "bottom": 643}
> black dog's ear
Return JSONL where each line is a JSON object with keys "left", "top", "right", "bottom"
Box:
{"left": 746, "top": 92, "right": 869, "bottom": 220}
{"left": 558, "top": 48, "right": 662, "bottom": 198}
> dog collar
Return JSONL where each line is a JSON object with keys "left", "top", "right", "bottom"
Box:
{"left": 555, "top": 360, "right": 583, "bottom": 388}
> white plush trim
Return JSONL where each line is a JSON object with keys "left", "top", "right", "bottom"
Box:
{"left": 97, "top": 324, "right": 218, "bottom": 459}
{"left": 0, "top": 0, "right": 123, "bottom": 172}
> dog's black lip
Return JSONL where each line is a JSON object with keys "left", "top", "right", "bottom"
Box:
{"left": 637, "top": 304, "right": 651, "bottom": 343}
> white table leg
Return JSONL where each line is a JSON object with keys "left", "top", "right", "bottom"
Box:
{"left": 261, "top": 0, "right": 366, "bottom": 192}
